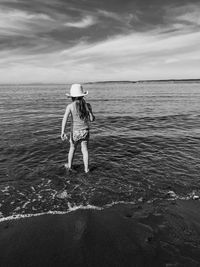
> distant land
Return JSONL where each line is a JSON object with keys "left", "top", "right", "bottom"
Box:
{"left": 0, "top": 79, "right": 200, "bottom": 86}
{"left": 85, "top": 79, "right": 200, "bottom": 84}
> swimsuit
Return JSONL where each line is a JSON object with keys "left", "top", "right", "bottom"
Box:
{"left": 70, "top": 101, "right": 90, "bottom": 143}
{"left": 72, "top": 129, "right": 89, "bottom": 142}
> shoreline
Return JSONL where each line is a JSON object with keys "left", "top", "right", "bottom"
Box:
{"left": 1, "top": 199, "right": 200, "bottom": 266}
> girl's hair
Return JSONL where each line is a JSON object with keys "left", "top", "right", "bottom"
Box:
{"left": 71, "top": 97, "right": 89, "bottom": 120}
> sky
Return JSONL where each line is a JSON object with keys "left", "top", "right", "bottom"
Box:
{"left": 0, "top": 0, "right": 200, "bottom": 83}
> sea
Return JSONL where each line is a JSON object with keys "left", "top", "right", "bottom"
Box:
{"left": 0, "top": 82, "right": 200, "bottom": 218}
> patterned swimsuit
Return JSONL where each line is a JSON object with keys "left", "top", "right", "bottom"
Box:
{"left": 70, "top": 101, "right": 90, "bottom": 143}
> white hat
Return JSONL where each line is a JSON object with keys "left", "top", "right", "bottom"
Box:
{"left": 66, "top": 84, "right": 88, "bottom": 97}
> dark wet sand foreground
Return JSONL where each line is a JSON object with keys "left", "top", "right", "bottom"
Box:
{"left": 0, "top": 200, "right": 200, "bottom": 267}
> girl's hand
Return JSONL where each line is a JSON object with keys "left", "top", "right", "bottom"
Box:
{"left": 87, "top": 103, "right": 95, "bottom": 122}
{"left": 61, "top": 133, "right": 68, "bottom": 141}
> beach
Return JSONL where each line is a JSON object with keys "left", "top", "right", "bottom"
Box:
{"left": 1, "top": 199, "right": 200, "bottom": 266}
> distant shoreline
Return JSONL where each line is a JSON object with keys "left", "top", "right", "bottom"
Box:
{"left": 85, "top": 79, "right": 200, "bottom": 84}
{"left": 0, "top": 79, "right": 200, "bottom": 86}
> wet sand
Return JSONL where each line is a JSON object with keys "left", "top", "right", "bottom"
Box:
{"left": 0, "top": 199, "right": 200, "bottom": 266}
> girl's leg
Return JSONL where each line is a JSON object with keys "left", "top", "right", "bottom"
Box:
{"left": 67, "top": 139, "right": 77, "bottom": 169}
{"left": 81, "top": 140, "right": 89, "bottom": 173}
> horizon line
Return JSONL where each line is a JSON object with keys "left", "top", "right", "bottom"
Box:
{"left": 1, "top": 78, "right": 200, "bottom": 86}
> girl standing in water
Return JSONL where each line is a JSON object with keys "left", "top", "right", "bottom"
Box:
{"left": 61, "top": 84, "right": 95, "bottom": 173}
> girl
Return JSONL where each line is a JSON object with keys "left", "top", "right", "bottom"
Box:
{"left": 61, "top": 84, "right": 95, "bottom": 173}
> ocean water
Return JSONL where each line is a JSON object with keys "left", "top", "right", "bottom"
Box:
{"left": 0, "top": 82, "right": 200, "bottom": 217}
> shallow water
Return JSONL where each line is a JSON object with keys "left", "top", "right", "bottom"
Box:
{"left": 0, "top": 82, "right": 200, "bottom": 217}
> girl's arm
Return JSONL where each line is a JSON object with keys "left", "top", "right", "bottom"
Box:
{"left": 87, "top": 103, "right": 95, "bottom": 122}
{"left": 61, "top": 105, "right": 71, "bottom": 140}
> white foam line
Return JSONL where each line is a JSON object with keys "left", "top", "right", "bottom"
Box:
{"left": 0, "top": 204, "right": 102, "bottom": 223}
{"left": 0, "top": 211, "right": 67, "bottom": 223}
{"left": 105, "top": 200, "right": 136, "bottom": 208}
{"left": 0, "top": 200, "right": 156, "bottom": 223}
{"left": 67, "top": 203, "right": 102, "bottom": 212}
{"left": 1, "top": 197, "right": 198, "bottom": 223}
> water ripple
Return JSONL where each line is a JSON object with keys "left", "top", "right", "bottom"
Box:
{"left": 0, "top": 83, "right": 200, "bottom": 217}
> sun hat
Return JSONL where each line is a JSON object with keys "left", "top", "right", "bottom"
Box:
{"left": 66, "top": 84, "right": 88, "bottom": 97}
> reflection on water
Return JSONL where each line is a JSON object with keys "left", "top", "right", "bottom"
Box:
{"left": 0, "top": 83, "right": 200, "bottom": 217}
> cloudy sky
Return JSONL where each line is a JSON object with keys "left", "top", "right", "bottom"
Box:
{"left": 0, "top": 0, "right": 200, "bottom": 83}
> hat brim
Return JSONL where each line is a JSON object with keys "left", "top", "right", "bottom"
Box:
{"left": 66, "top": 91, "right": 88, "bottom": 97}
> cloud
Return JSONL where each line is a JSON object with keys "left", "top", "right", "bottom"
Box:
{"left": 164, "top": 58, "right": 179, "bottom": 64}
{"left": 60, "top": 27, "right": 200, "bottom": 60}
{"left": 64, "top": 15, "right": 97, "bottom": 28}
{"left": 0, "top": 8, "right": 54, "bottom": 36}
{"left": 0, "top": 0, "right": 200, "bottom": 82}
{"left": 1, "top": 24, "right": 200, "bottom": 83}
{"left": 98, "top": 10, "right": 121, "bottom": 21}
{"left": 164, "top": 3, "right": 200, "bottom": 27}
